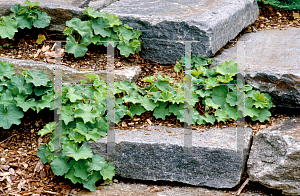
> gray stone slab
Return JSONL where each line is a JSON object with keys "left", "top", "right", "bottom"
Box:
{"left": 0, "top": 57, "right": 141, "bottom": 83}
{"left": 100, "top": 0, "right": 259, "bottom": 64}
{"left": 87, "top": 125, "right": 253, "bottom": 189}
{"left": 89, "top": 0, "right": 120, "bottom": 11}
{"left": 247, "top": 118, "right": 300, "bottom": 196}
{"left": 210, "top": 28, "right": 300, "bottom": 109}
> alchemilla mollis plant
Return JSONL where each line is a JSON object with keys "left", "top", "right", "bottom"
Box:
{"left": 0, "top": 60, "right": 54, "bottom": 129}
{"left": 37, "top": 74, "right": 116, "bottom": 192}
{"left": 0, "top": 0, "right": 51, "bottom": 40}
{"left": 0, "top": 54, "right": 273, "bottom": 191}
{"left": 0, "top": 61, "right": 116, "bottom": 191}
{"left": 172, "top": 55, "right": 272, "bottom": 123}
{"left": 63, "top": 7, "right": 142, "bottom": 58}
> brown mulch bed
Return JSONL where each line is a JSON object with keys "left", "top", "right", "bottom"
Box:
{"left": 1, "top": 3, "right": 300, "bottom": 196}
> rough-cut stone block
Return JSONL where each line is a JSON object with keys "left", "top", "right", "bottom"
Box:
{"left": 247, "top": 118, "right": 300, "bottom": 196}
{"left": 100, "top": 0, "right": 259, "bottom": 64}
{"left": 0, "top": 57, "right": 141, "bottom": 83}
{"left": 211, "top": 28, "right": 300, "bottom": 109}
{"left": 89, "top": 0, "right": 120, "bottom": 11}
{"left": 87, "top": 125, "right": 253, "bottom": 188}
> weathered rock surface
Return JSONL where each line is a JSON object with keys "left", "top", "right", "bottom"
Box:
{"left": 101, "top": 0, "right": 259, "bottom": 64}
{"left": 0, "top": 57, "right": 141, "bottom": 83}
{"left": 87, "top": 125, "right": 253, "bottom": 189}
{"left": 89, "top": 0, "right": 119, "bottom": 11}
{"left": 0, "top": 0, "right": 259, "bottom": 65}
{"left": 247, "top": 118, "right": 300, "bottom": 196}
{"left": 211, "top": 27, "right": 300, "bottom": 109}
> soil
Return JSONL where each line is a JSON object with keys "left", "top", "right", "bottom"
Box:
{"left": 1, "top": 2, "right": 300, "bottom": 196}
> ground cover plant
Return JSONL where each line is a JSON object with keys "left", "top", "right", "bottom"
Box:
{"left": 0, "top": 61, "right": 54, "bottom": 129}
{"left": 0, "top": 0, "right": 50, "bottom": 40}
{"left": 257, "top": 0, "right": 300, "bottom": 11}
{"left": 63, "top": 7, "right": 142, "bottom": 58}
{"left": 0, "top": 61, "right": 116, "bottom": 191}
{"left": 0, "top": 54, "right": 273, "bottom": 191}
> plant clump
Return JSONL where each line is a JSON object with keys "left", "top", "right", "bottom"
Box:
{"left": 63, "top": 7, "right": 142, "bottom": 58}
{"left": 0, "top": 0, "right": 51, "bottom": 40}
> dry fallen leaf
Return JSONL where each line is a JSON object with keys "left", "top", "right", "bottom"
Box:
{"left": 47, "top": 58, "right": 55, "bottom": 64}
{"left": 0, "top": 165, "right": 10, "bottom": 171}
{"left": 6, "top": 176, "right": 12, "bottom": 191}
{"left": 146, "top": 119, "right": 152, "bottom": 125}
{"left": 122, "top": 122, "right": 127, "bottom": 127}
{"left": 51, "top": 43, "right": 56, "bottom": 51}
{"left": 0, "top": 172, "right": 10, "bottom": 177}
{"left": 44, "top": 51, "right": 55, "bottom": 58}
{"left": 34, "top": 49, "right": 42, "bottom": 58}
{"left": 37, "top": 137, "right": 43, "bottom": 146}
{"left": 17, "top": 178, "right": 26, "bottom": 191}
{"left": 118, "top": 133, "right": 126, "bottom": 136}
{"left": 34, "top": 161, "right": 44, "bottom": 174}
{"left": 293, "top": 11, "right": 300, "bottom": 19}
{"left": 23, "top": 163, "right": 28, "bottom": 169}
{"left": 41, "top": 45, "right": 50, "bottom": 52}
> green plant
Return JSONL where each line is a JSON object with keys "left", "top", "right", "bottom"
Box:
{"left": 0, "top": 60, "right": 54, "bottom": 129}
{"left": 172, "top": 55, "right": 273, "bottom": 124}
{"left": 79, "top": 55, "right": 272, "bottom": 127}
{"left": 174, "top": 55, "right": 214, "bottom": 79}
{"left": 0, "top": 60, "right": 115, "bottom": 191}
{"left": 63, "top": 7, "right": 142, "bottom": 58}
{"left": 0, "top": 53, "right": 273, "bottom": 191}
{"left": 36, "top": 74, "right": 115, "bottom": 191}
{"left": 0, "top": 0, "right": 51, "bottom": 39}
{"left": 36, "top": 33, "right": 46, "bottom": 44}
{"left": 67, "top": 56, "right": 272, "bottom": 128}
{"left": 2, "top": 44, "right": 13, "bottom": 48}
{"left": 257, "top": 0, "right": 300, "bottom": 11}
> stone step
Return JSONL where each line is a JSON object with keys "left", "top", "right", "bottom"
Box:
{"left": 0, "top": 0, "right": 259, "bottom": 65}
{"left": 86, "top": 125, "right": 253, "bottom": 189}
{"left": 101, "top": 0, "right": 259, "bottom": 65}
{"left": 247, "top": 117, "right": 300, "bottom": 196}
{"left": 0, "top": 56, "right": 141, "bottom": 83}
{"left": 210, "top": 27, "right": 300, "bottom": 109}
